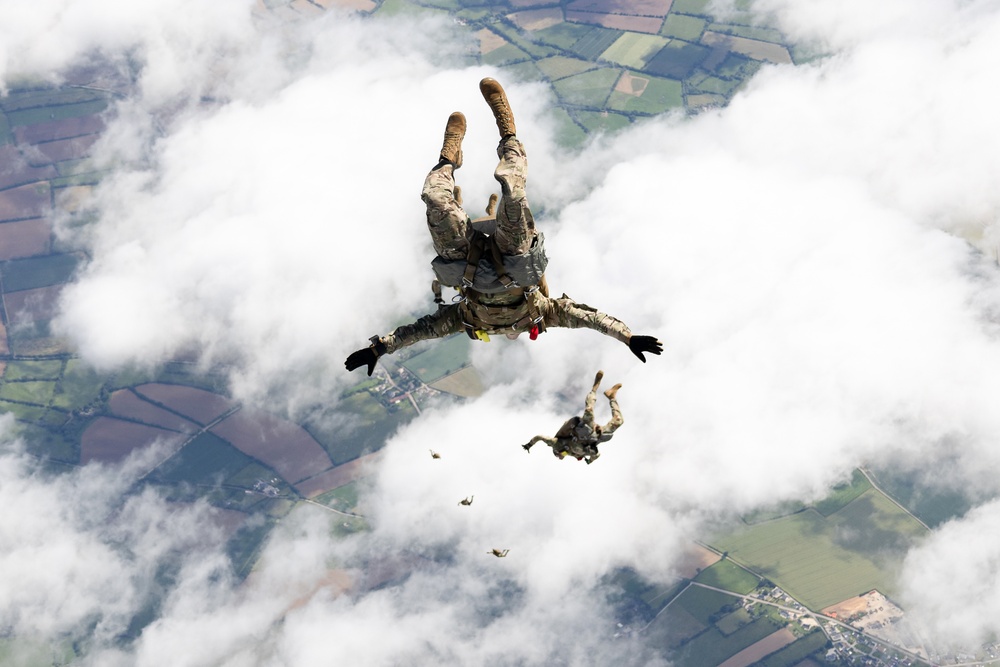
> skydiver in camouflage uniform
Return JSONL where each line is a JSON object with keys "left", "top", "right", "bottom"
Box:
{"left": 523, "top": 371, "right": 622, "bottom": 464}
{"left": 345, "top": 78, "right": 662, "bottom": 376}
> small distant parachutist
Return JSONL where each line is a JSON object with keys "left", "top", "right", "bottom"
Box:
{"left": 430, "top": 449, "right": 441, "bottom": 459}
{"left": 459, "top": 495, "right": 474, "bottom": 506}
{"left": 489, "top": 548, "right": 509, "bottom": 558}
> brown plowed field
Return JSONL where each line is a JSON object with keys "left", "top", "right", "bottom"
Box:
{"left": 4, "top": 285, "right": 64, "bottom": 325}
{"left": 510, "top": 8, "right": 564, "bottom": 31}
{"left": 133, "top": 383, "right": 236, "bottom": 426}
{"left": 296, "top": 451, "right": 383, "bottom": 498}
{"left": 718, "top": 627, "right": 796, "bottom": 667}
{"left": 0, "top": 145, "right": 58, "bottom": 190}
{"left": 674, "top": 543, "right": 722, "bottom": 578}
{"left": 81, "top": 416, "right": 185, "bottom": 464}
{"left": 210, "top": 408, "right": 333, "bottom": 487}
{"left": 109, "top": 389, "right": 200, "bottom": 433}
{"left": 0, "top": 182, "right": 51, "bottom": 222}
{"left": 33, "top": 134, "right": 100, "bottom": 164}
{"left": 566, "top": 10, "right": 663, "bottom": 33}
{"left": 13, "top": 115, "right": 105, "bottom": 144}
{"left": 566, "top": 0, "right": 673, "bottom": 17}
{"left": 0, "top": 219, "right": 50, "bottom": 260}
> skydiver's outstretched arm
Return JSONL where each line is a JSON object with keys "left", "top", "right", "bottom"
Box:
{"left": 538, "top": 294, "right": 663, "bottom": 361}
{"left": 344, "top": 305, "right": 465, "bottom": 375}
{"left": 523, "top": 435, "right": 556, "bottom": 452}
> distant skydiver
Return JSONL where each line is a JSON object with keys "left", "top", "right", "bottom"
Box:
{"left": 523, "top": 370, "right": 622, "bottom": 465}
{"left": 344, "top": 78, "right": 662, "bottom": 377}
{"left": 489, "top": 548, "right": 509, "bottom": 558}
{"left": 429, "top": 449, "right": 441, "bottom": 459}
{"left": 458, "top": 495, "right": 474, "bottom": 506}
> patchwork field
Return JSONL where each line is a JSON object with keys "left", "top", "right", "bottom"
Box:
{"left": 711, "top": 489, "right": 927, "bottom": 609}
{"left": 601, "top": 33, "right": 670, "bottom": 68}
{"left": 210, "top": 408, "right": 334, "bottom": 488}
{"left": 0, "top": 219, "right": 51, "bottom": 260}
{"left": 109, "top": 389, "right": 200, "bottom": 433}
{"left": 134, "top": 383, "right": 236, "bottom": 426}
{"left": 81, "top": 416, "right": 185, "bottom": 464}
{"left": 694, "top": 558, "right": 760, "bottom": 595}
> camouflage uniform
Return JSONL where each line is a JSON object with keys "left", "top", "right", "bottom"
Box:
{"left": 345, "top": 79, "right": 660, "bottom": 377}
{"left": 525, "top": 379, "right": 623, "bottom": 464}
{"left": 382, "top": 136, "right": 631, "bottom": 354}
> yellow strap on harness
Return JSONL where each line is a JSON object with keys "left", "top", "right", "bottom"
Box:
{"left": 474, "top": 330, "right": 491, "bottom": 342}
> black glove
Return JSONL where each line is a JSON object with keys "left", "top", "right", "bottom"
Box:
{"left": 345, "top": 337, "right": 387, "bottom": 376}
{"left": 628, "top": 335, "right": 662, "bottom": 362}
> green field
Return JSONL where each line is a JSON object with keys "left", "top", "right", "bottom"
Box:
{"left": 676, "top": 616, "right": 784, "bottom": 667}
{"left": 600, "top": 33, "right": 669, "bottom": 69}
{"left": 707, "top": 22, "right": 785, "bottom": 43}
{"left": 715, "top": 606, "right": 753, "bottom": 635}
{"left": 867, "top": 466, "right": 971, "bottom": 528}
{"left": 536, "top": 55, "right": 596, "bottom": 81}
{"left": 531, "top": 21, "right": 592, "bottom": 50}
{"left": 0, "top": 111, "right": 11, "bottom": 144}
{"left": 307, "top": 391, "right": 417, "bottom": 465}
{"left": 552, "top": 68, "right": 621, "bottom": 107}
{"left": 711, "top": 489, "right": 927, "bottom": 609}
{"left": 482, "top": 42, "right": 532, "bottom": 67}
{"left": 2, "top": 253, "right": 80, "bottom": 292}
{"left": 675, "top": 585, "right": 741, "bottom": 625}
{"left": 571, "top": 27, "right": 624, "bottom": 61}
{"left": 661, "top": 14, "right": 708, "bottom": 40}
{"left": 607, "top": 75, "right": 684, "bottom": 114}
{"left": 689, "top": 74, "right": 743, "bottom": 96}
{"left": 671, "top": 0, "right": 712, "bottom": 15}
{"left": 0, "top": 379, "right": 56, "bottom": 404}
{"left": 400, "top": 332, "right": 470, "bottom": 383}
{"left": 814, "top": 469, "right": 872, "bottom": 516}
{"left": 151, "top": 432, "right": 256, "bottom": 485}
{"left": 313, "top": 480, "right": 361, "bottom": 512}
{"left": 694, "top": 559, "right": 760, "bottom": 594}
{"left": 50, "top": 359, "right": 105, "bottom": 411}
{"left": 571, "top": 109, "right": 632, "bottom": 134}
{"left": 3, "top": 359, "right": 64, "bottom": 381}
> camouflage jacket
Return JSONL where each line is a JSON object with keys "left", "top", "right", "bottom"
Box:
{"left": 380, "top": 291, "right": 632, "bottom": 354}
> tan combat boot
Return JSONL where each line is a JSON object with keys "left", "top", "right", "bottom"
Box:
{"left": 480, "top": 77, "right": 516, "bottom": 139}
{"left": 440, "top": 111, "right": 466, "bottom": 168}
{"left": 604, "top": 383, "right": 622, "bottom": 400}
{"left": 592, "top": 370, "right": 604, "bottom": 391}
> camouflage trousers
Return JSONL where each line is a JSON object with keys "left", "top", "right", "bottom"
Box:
{"left": 422, "top": 136, "right": 536, "bottom": 261}
{"left": 583, "top": 388, "right": 623, "bottom": 439}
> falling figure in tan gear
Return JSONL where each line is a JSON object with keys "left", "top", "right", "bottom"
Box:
{"left": 523, "top": 371, "right": 623, "bottom": 465}
{"left": 429, "top": 449, "right": 441, "bottom": 459}
{"left": 345, "top": 78, "right": 662, "bottom": 376}
{"left": 489, "top": 548, "right": 509, "bottom": 558}
{"left": 459, "top": 495, "right": 474, "bottom": 506}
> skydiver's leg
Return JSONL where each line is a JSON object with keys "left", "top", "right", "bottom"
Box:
{"left": 583, "top": 372, "right": 603, "bottom": 426}
{"left": 601, "top": 385, "right": 624, "bottom": 437}
{"left": 422, "top": 112, "right": 471, "bottom": 261}
{"left": 480, "top": 78, "right": 535, "bottom": 256}
{"left": 492, "top": 136, "right": 536, "bottom": 256}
